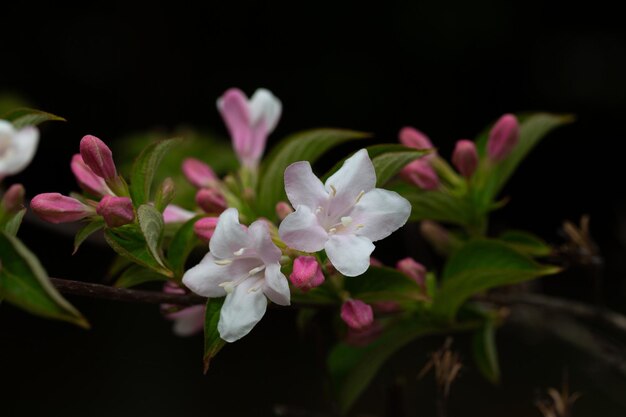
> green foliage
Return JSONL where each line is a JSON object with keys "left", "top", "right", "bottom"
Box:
{"left": 73, "top": 220, "right": 105, "bottom": 254}
{"left": 498, "top": 230, "right": 552, "bottom": 257}
{"left": 167, "top": 215, "right": 202, "bottom": 280}
{"left": 114, "top": 264, "right": 168, "bottom": 288}
{"left": 2, "top": 108, "right": 66, "bottom": 128}
{"left": 0, "top": 233, "right": 88, "bottom": 328}
{"left": 203, "top": 297, "right": 226, "bottom": 373}
{"left": 343, "top": 266, "right": 423, "bottom": 303}
{"left": 0, "top": 208, "right": 26, "bottom": 236}
{"left": 472, "top": 315, "right": 501, "bottom": 384}
{"left": 137, "top": 205, "right": 166, "bottom": 268}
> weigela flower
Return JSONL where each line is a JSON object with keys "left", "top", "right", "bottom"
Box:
{"left": 0, "top": 120, "right": 39, "bottom": 179}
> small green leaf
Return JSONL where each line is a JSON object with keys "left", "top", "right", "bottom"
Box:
{"left": 73, "top": 220, "right": 105, "bottom": 254}
{"left": 499, "top": 230, "right": 552, "bottom": 257}
{"left": 433, "top": 240, "right": 561, "bottom": 321}
{"left": 114, "top": 264, "right": 168, "bottom": 288}
{"left": 257, "top": 129, "right": 370, "bottom": 217}
{"left": 104, "top": 225, "right": 172, "bottom": 277}
{"left": 130, "top": 138, "right": 182, "bottom": 207}
{"left": 0, "top": 232, "right": 88, "bottom": 328}
{"left": 203, "top": 297, "right": 226, "bottom": 373}
{"left": 137, "top": 205, "right": 166, "bottom": 268}
{"left": 472, "top": 317, "right": 500, "bottom": 384}
{"left": 343, "top": 266, "right": 423, "bottom": 303}
{"left": 167, "top": 215, "right": 202, "bottom": 280}
{"left": 2, "top": 108, "right": 66, "bottom": 128}
{"left": 1, "top": 208, "right": 26, "bottom": 236}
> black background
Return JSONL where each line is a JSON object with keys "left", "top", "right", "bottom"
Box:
{"left": 1, "top": 2, "right": 625, "bottom": 416}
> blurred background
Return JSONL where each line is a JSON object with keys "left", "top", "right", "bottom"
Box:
{"left": 1, "top": 1, "right": 625, "bottom": 416}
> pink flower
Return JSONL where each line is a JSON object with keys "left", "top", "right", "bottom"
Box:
{"left": 275, "top": 201, "right": 293, "bottom": 220}
{"left": 1, "top": 183, "right": 25, "bottom": 214}
{"left": 79, "top": 135, "right": 117, "bottom": 180}
{"left": 163, "top": 204, "right": 195, "bottom": 224}
{"left": 341, "top": 299, "right": 374, "bottom": 330}
{"left": 400, "top": 159, "right": 440, "bottom": 190}
{"left": 194, "top": 217, "right": 219, "bottom": 243}
{"left": 487, "top": 114, "right": 519, "bottom": 161}
{"left": 452, "top": 140, "right": 478, "bottom": 178}
{"left": 96, "top": 196, "right": 134, "bottom": 228}
{"left": 161, "top": 283, "right": 206, "bottom": 337}
{"left": 396, "top": 257, "right": 426, "bottom": 287}
{"left": 182, "top": 158, "right": 218, "bottom": 189}
{"left": 195, "top": 188, "right": 227, "bottom": 214}
{"left": 399, "top": 127, "right": 434, "bottom": 154}
{"left": 289, "top": 256, "right": 325, "bottom": 291}
{"left": 31, "top": 193, "right": 94, "bottom": 224}
{"left": 71, "top": 154, "right": 112, "bottom": 196}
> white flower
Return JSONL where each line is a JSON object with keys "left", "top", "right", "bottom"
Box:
{"left": 182, "top": 208, "right": 290, "bottom": 342}
{"left": 279, "top": 149, "right": 411, "bottom": 277}
{"left": 0, "top": 120, "right": 39, "bottom": 178}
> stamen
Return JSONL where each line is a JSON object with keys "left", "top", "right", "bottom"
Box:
{"left": 315, "top": 206, "right": 324, "bottom": 214}
{"left": 330, "top": 185, "right": 337, "bottom": 197}
{"left": 355, "top": 190, "right": 365, "bottom": 203}
{"left": 219, "top": 281, "right": 235, "bottom": 294}
{"left": 341, "top": 216, "right": 353, "bottom": 227}
{"left": 214, "top": 259, "right": 233, "bottom": 266}
{"left": 329, "top": 227, "right": 337, "bottom": 234}
{"left": 248, "top": 265, "right": 266, "bottom": 276}
{"left": 233, "top": 248, "right": 245, "bottom": 256}
{"left": 355, "top": 224, "right": 365, "bottom": 230}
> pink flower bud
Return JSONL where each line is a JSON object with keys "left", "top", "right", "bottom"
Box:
{"left": 396, "top": 257, "right": 426, "bottom": 286}
{"left": 71, "top": 154, "right": 111, "bottom": 196}
{"left": 96, "top": 195, "right": 134, "bottom": 228}
{"left": 401, "top": 159, "right": 440, "bottom": 190}
{"left": 163, "top": 204, "right": 195, "bottom": 224}
{"left": 275, "top": 201, "right": 293, "bottom": 220}
{"left": 193, "top": 217, "right": 219, "bottom": 243}
{"left": 420, "top": 220, "right": 451, "bottom": 254}
{"left": 31, "top": 193, "right": 94, "bottom": 224}
{"left": 341, "top": 299, "right": 374, "bottom": 330}
{"left": 369, "top": 257, "right": 383, "bottom": 267}
{"left": 195, "top": 188, "right": 227, "bottom": 214}
{"left": 345, "top": 321, "right": 383, "bottom": 346}
{"left": 161, "top": 283, "right": 205, "bottom": 337}
{"left": 79, "top": 135, "right": 117, "bottom": 180}
{"left": 1, "top": 183, "right": 25, "bottom": 213}
{"left": 487, "top": 113, "right": 519, "bottom": 161}
{"left": 399, "top": 126, "right": 433, "bottom": 150}
{"left": 182, "top": 158, "right": 218, "bottom": 189}
{"left": 290, "top": 256, "right": 325, "bottom": 291}
{"left": 452, "top": 139, "right": 479, "bottom": 178}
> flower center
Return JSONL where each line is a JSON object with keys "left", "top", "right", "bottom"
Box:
{"left": 319, "top": 189, "right": 367, "bottom": 234}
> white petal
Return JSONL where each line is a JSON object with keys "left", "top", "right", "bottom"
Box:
{"left": 248, "top": 220, "right": 282, "bottom": 264}
{"left": 278, "top": 205, "right": 328, "bottom": 253}
{"left": 0, "top": 126, "right": 39, "bottom": 176}
{"left": 182, "top": 253, "right": 260, "bottom": 297}
{"left": 209, "top": 208, "right": 249, "bottom": 259}
{"left": 284, "top": 161, "right": 328, "bottom": 209}
{"left": 350, "top": 188, "right": 412, "bottom": 242}
{"left": 0, "top": 120, "right": 15, "bottom": 135}
{"left": 249, "top": 88, "right": 282, "bottom": 134}
{"left": 263, "top": 263, "right": 290, "bottom": 306}
{"left": 218, "top": 277, "right": 268, "bottom": 342}
{"left": 324, "top": 234, "right": 375, "bottom": 277}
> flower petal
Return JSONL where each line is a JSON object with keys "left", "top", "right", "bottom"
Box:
{"left": 249, "top": 88, "right": 282, "bottom": 134}
{"left": 263, "top": 263, "right": 290, "bottom": 306}
{"left": 209, "top": 208, "right": 249, "bottom": 259}
{"left": 163, "top": 204, "right": 196, "bottom": 224}
{"left": 350, "top": 188, "right": 411, "bottom": 242}
{"left": 278, "top": 205, "right": 328, "bottom": 253}
{"left": 169, "top": 305, "right": 206, "bottom": 337}
{"left": 182, "top": 253, "right": 260, "bottom": 297}
{"left": 284, "top": 161, "right": 328, "bottom": 209}
{"left": 218, "top": 277, "right": 268, "bottom": 342}
{"left": 0, "top": 126, "right": 39, "bottom": 176}
{"left": 324, "top": 234, "right": 375, "bottom": 277}
{"left": 248, "top": 220, "right": 282, "bottom": 264}
{"left": 217, "top": 88, "right": 252, "bottom": 163}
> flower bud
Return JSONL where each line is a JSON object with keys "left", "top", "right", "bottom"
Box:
{"left": 163, "top": 204, "right": 195, "bottom": 224}
{"left": 96, "top": 195, "right": 134, "bottom": 228}
{"left": 71, "top": 154, "right": 111, "bottom": 196}
{"left": 79, "top": 135, "right": 117, "bottom": 180}
{"left": 345, "top": 321, "right": 383, "bottom": 347}
{"left": 154, "top": 177, "right": 176, "bottom": 212}
{"left": 193, "top": 217, "right": 219, "bottom": 243}
{"left": 420, "top": 220, "right": 452, "bottom": 255}
{"left": 31, "top": 193, "right": 94, "bottom": 224}
{"left": 275, "top": 201, "right": 293, "bottom": 220}
{"left": 195, "top": 188, "right": 227, "bottom": 214}
{"left": 452, "top": 139, "right": 478, "bottom": 178}
{"left": 341, "top": 299, "right": 374, "bottom": 330}
{"left": 289, "top": 256, "right": 325, "bottom": 291}
{"left": 1, "top": 183, "right": 25, "bottom": 214}
{"left": 182, "top": 158, "right": 218, "bottom": 189}
{"left": 396, "top": 257, "right": 426, "bottom": 286}
{"left": 369, "top": 257, "right": 383, "bottom": 267}
{"left": 399, "top": 126, "right": 433, "bottom": 151}
{"left": 401, "top": 159, "right": 440, "bottom": 190}
{"left": 487, "top": 113, "right": 519, "bottom": 161}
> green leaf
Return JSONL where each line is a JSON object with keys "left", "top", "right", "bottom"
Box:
{"left": 129, "top": 138, "right": 182, "bottom": 207}
{"left": 203, "top": 297, "right": 226, "bottom": 373}
{"left": 73, "top": 219, "right": 105, "bottom": 254}
{"left": 1, "top": 208, "right": 26, "bottom": 236}
{"left": 114, "top": 264, "right": 168, "bottom": 288}
{"left": 0, "top": 232, "right": 88, "bottom": 328}
{"left": 343, "top": 266, "right": 423, "bottom": 303}
{"left": 498, "top": 230, "right": 552, "bottom": 257}
{"left": 2, "top": 107, "right": 66, "bottom": 128}
{"left": 433, "top": 240, "right": 561, "bottom": 321}
{"left": 167, "top": 215, "right": 202, "bottom": 280}
{"left": 104, "top": 224, "right": 172, "bottom": 277}
{"left": 257, "top": 129, "right": 370, "bottom": 217}
{"left": 137, "top": 205, "right": 166, "bottom": 268}
{"left": 472, "top": 317, "right": 500, "bottom": 384}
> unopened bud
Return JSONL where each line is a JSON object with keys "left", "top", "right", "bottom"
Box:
{"left": 290, "top": 256, "right": 325, "bottom": 291}
{"left": 341, "top": 299, "right": 374, "bottom": 330}
{"left": 369, "top": 257, "right": 383, "bottom": 267}
{"left": 195, "top": 188, "right": 227, "bottom": 214}
{"left": 396, "top": 257, "right": 426, "bottom": 286}
{"left": 401, "top": 159, "right": 440, "bottom": 190}
{"left": 71, "top": 154, "right": 111, "bottom": 196}
{"left": 31, "top": 193, "right": 94, "bottom": 224}
{"left": 96, "top": 195, "right": 134, "bottom": 228}
{"left": 182, "top": 158, "right": 218, "bottom": 189}
{"left": 452, "top": 139, "right": 478, "bottom": 178}
{"left": 399, "top": 126, "right": 434, "bottom": 151}
{"left": 163, "top": 204, "right": 196, "bottom": 224}
{"left": 487, "top": 113, "right": 519, "bottom": 161}
{"left": 193, "top": 217, "right": 219, "bottom": 243}
{"left": 1, "top": 183, "right": 25, "bottom": 213}
{"left": 154, "top": 177, "right": 176, "bottom": 212}
{"left": 275, "top": 201, "right": 293, "bottom": 220}
{"left": 420, "top": 220, "right": 452, "bottom": 255}
{"left": 79, "top": 135, "right": 117, "bottom": 180}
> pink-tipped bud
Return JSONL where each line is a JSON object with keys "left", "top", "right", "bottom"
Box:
{"left": 369, "top": 257, "right": 383, "bottom": 267}
{"left": 487, "top": 113, "right": 519, "bottom": 161}
{"left": 345, "top": 321, "right": 383, "bottom": 346}
{"left": 341, "top": 299, "right": 374, "bottom": 330}
{"left": 401, "top": 159, "right": 440, "bottom": 190}
{"left": 163, "top": 204, "right": 195, "bottom": 224}
{"left": 31, "top": 193, "right": 94, "bottom": 224}
{"left": 452, "top": 139, "right": 479, "bottom": 178}
{"left": 1, "top": 183, "right": 25, "bottom": 213}
{"left": 290, "top": 256, "right": 325, "bottom": 291}
{"left": 96, "top": 195, "right": 134, "bottom": 228}
{"left": 195, "top": 188, "right": 227, "bottom": 214}
{"left": 71, "top": 154, "right": 111, "bottom": 196}
{"left": 182, "top": 158, "right": 218, "bottom": 189}
{"left": 399, "top": 126, "right": 433, "bottom": 150}
{"left": 79, "top": 135, "right": 117, "bottom": 180}
{"left": 275, "top": 201, "right": 293, "bottom": 220}
{"left": 193, "top": 217, "right": 219, "bottom": 243}
{"left": 396, "top": 257, "right": 426, "bottom": 287}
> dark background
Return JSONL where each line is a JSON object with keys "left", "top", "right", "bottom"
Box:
{"left": 1, "top": 1, "right": 625, "bottom": 416}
